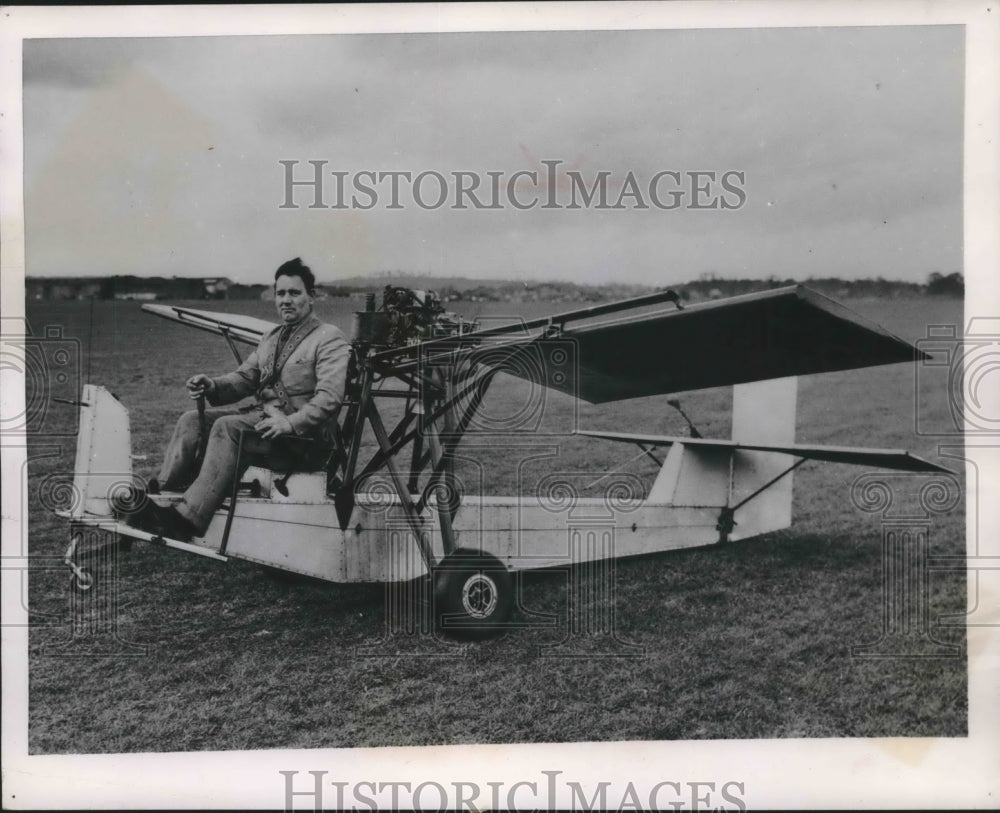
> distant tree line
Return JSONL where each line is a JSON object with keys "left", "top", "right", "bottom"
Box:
{"left": 925, "top": 272, "right": 964, "bottom": 296}
{"left": 26, "top": 272, "right": 963, "bottom": 302}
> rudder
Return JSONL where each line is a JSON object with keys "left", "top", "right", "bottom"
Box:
{"left": 729, "top": 377, "right": 798, "bottom": 540}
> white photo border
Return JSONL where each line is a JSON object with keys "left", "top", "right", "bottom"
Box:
{"left": 2, "top": 2, "right": 997, "bottom": 809}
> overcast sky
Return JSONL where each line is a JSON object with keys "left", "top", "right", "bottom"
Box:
{"left": 22, "top": 26, "right": 963, "bottom": 286}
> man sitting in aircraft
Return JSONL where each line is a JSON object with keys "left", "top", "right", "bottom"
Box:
{"left": 124, "top": 257, "right": 351, "bottom": 541}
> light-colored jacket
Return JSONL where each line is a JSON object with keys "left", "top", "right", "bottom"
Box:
{"left": 208, "top": 314, "right": 351, "bottom": 439}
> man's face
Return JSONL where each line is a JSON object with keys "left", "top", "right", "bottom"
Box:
{"left": 274, "top": 274, "right": 314, "bottom": 324}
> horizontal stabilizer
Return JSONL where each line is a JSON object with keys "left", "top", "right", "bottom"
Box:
{"left": 142, "top": 304, "right": 275, "bottom": 345}
{"left": 577, "top": 430, "right": 952, "bottom": 474}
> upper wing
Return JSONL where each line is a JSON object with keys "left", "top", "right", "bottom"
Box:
{"left": 463, "top": 285, "right": 928, "bottom": 403}
{"left": 576, "top": 430, "right": 952, "bottom": 473}
{"left": 142, "top": 304, "right": 276, "bottom": 345}
{"left": 143, "top": 286, "right": 926, "bottom": 406}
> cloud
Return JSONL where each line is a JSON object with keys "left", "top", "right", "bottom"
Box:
{"left": 22, "top": 25, "right": 963, "bottom": 284}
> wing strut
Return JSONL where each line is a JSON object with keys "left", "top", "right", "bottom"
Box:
{"left": 220, "top": 327, "right": 243, "bottom": 364}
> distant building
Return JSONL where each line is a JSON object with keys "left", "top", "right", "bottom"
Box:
{"left": 25, "top": 275, "right": 234, "bottom": 301}
{"left": 228, "top": 283, "right": 268, "bottom": 300}
{"left": 203, "top": 278, "right": 230, "bottom": 299}
{"left": 26, "top": 279, "right": 102, "bottom": 300}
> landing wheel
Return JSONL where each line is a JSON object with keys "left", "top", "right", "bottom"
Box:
{"left": 433, "top": 549, "right": 513, "bottom": 640}
{"left": 70, "top": 567, "right": 95, "bottom": 593}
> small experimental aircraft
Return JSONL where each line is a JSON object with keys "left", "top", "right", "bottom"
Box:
{"left": 58, "top": 284, "right": 949, "bottom": 637}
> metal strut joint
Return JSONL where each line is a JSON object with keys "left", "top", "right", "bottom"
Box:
{"left": 717, "top": 457, "right": 807, "bottom": 543}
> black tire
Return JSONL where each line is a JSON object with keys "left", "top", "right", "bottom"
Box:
{"left": 433, "top": 549, "right": 513, "bottom": 640}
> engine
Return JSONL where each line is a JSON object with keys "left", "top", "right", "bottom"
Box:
{"left": 351, "top": 285, "right": 473, "bottom": 348}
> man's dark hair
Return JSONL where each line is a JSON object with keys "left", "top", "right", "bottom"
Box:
{"left": 274, "top": 257, "right": 316, "bottom": 295}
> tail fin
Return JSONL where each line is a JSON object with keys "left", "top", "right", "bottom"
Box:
{"left": 729, "top": 377, "right": 798, "bottom": 539}
{"left": 644, "top": 377, "right": 798, "bottom": 531}
{"left": 71, "top": 384, "right": 133, "bottom": 517}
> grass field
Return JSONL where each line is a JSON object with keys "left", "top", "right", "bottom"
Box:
{"left": 23, "top": 292, "right": 966, "bottom": 753}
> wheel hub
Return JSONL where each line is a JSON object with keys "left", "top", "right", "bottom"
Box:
{"left": 461, "top": 573, "right": 498, "bottom": 619}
